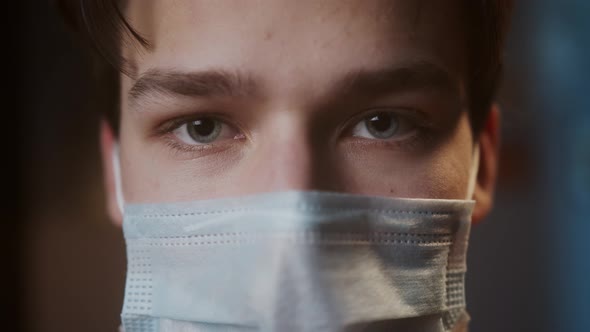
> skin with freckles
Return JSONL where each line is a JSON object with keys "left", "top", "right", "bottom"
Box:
{"left": 100, "top": 0, "right": 499, "bottom": 230}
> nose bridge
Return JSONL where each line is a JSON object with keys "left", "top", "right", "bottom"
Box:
{"left": 262, "top": 123, "right": 317, "bottom": 191}
{"left": 243, "top": 114, "right": 340, "bottom": 193}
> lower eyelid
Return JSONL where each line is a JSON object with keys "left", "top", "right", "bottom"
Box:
{"left": 166, "top": 136, "right": 214, "bottom": 152}
{"left": 162, "top": 134, "right": 241, "bottom": 161}
{"left": 344, "top": 129, "right": 426, "bottom": 150}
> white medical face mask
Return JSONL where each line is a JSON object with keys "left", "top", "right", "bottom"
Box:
{"left": 114, "top": 145, "right": 479, "bottom": 332}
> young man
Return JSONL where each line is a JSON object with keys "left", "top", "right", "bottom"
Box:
{"left": 68, "top": 1, "right": 513, "bottom": 331}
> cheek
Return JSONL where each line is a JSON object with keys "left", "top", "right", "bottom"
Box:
{"left": 339, "top": 117, "right": 474, "bottom": 200}
{"left": 119, "top": 136, "right": 246, "bottom": 203}
{"left": 338, "top": 152, "right": 471, "bottom": 200}
{"left": 416, "top": 153, "right": 472, "bottom": 199}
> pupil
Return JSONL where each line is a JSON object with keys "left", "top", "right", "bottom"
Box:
{"left": 369, "top": 113, "right": 392, "bottom": 132}
{"left": 191, "top": 119, "right": 216, "bottom": 137}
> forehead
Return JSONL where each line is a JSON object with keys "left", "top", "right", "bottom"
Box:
{"left": 124, "top": 0, "right": 466, "bottom": 92}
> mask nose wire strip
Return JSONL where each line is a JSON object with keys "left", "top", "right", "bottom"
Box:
{"left": 112, "top": 142, "right": 125, "bottom": 214}
{"left": 466, "top": 145, "right": 480, "bottom": 200}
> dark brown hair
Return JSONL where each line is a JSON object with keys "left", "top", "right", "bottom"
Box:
{"left": 58, "top": 0, "right": 514, "bottom": 135}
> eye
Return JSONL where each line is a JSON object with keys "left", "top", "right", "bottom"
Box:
{"left": 173, "top": 117, "right": 241, "bottom": 145}
{"left": 351, "top": 111, "right": 415, "bottom": 140}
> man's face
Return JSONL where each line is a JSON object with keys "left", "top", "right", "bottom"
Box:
{"left": 103, "top": 0, "right": 497, "bottom": 223}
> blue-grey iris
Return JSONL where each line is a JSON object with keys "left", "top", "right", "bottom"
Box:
{"left": 187, "top": 118, "right": 222, "bottom": 143}
{"left": 365, "top": 112, "right": 399, "bottom": 139}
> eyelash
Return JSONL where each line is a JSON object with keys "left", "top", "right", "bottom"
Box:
{"left": 153, "top": 113, "right": 244, "bottom": 157}
{"left": 155, "top": 108, "right": 433, "bottom": 155}
{"left": 163, "top": 135, "right": 218, "bottom": 154}
{"left": 344, "top": 108, "right": 433, "bottom": 147}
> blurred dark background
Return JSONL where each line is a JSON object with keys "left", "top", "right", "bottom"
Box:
{"left": 4, "top": 0, "right": 589, "bottom": 331}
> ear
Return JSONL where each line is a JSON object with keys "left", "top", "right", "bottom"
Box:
{"left": 471, "top": 104, "right": 500, "bottom": 223}
{"left": 99, "top": 120, "right": 123, "bottom": 226}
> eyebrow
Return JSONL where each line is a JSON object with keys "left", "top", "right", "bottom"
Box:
{"left": 335, "top": 61, "right": 459, "bottom": 98}
{"left": 128, "top": 68, "right": 257, "bottom": 105}
{"left": 128, "top": 61, "right": 459, "bottom": 107}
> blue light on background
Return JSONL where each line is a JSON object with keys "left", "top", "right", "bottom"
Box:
{"left": 534, "top": 1, "right": 590, "bottom": 331}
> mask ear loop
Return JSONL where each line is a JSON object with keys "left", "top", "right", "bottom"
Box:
{"left": 466, "top": 144, "right": 480, "bottom": 200}
{"left": 112, "top": 142, "right": 125, "bottom": 215}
